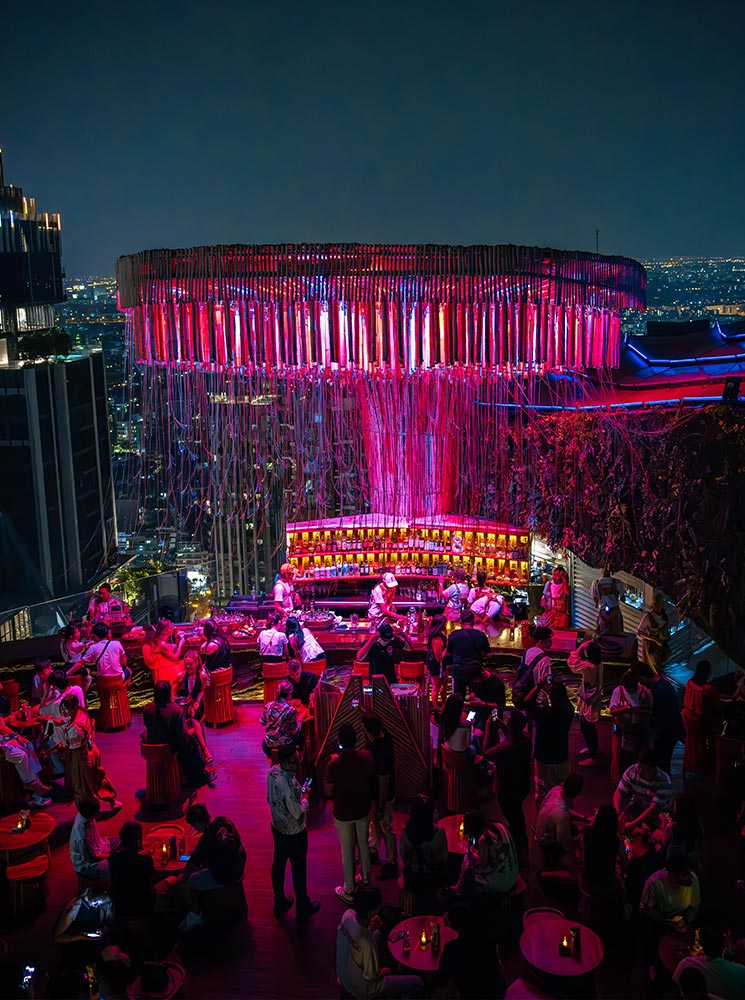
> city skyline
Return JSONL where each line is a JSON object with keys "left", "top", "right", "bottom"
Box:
{"left": 2, "top": 1, "right": 744, "bottom": 274}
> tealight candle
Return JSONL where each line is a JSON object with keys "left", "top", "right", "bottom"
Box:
{"left": 459, "top": 820, "right": 465, "bottom": 837}
{"left": 420, "top": 927, "right": 428, "bottom": 949}
{"left": 559, "top": 934, "right": 571, "bottom": 956}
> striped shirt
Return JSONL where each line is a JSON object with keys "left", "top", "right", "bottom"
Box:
{"left": 616, "top": 764, "right": 673, "bottom": 812}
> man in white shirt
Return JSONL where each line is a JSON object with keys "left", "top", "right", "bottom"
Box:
{"left": 70, "top": 797, "right": 114, "bottom": 879}
{"left": 336, "top": 886, "right": 424, "bottom": 999}
{"left": 81, "top": 623, "right": 130, "bottom": 683}
{"left": 641, "top": 848, "right": 701, "bottom": 931}
{"left": 0, "top": 717, "right": 51, "bottom": 806}
{"left": 674, "top": 927, "right": 745, "bottom": 1000}
{"left": 471, "top": 591, "right": 512, "bottom": 638}
{"left": 535, "top": 773, "right": 587, "bottom": 869}
{"left": 368, "top": 573, "right": 406, "bottom": 630}
{"left": 266, "top": 745, "right": 320, "bottom": 922}
{"left": 259, "top": 613, "right": 289, "bottom": 660}
{"left": 273, "top": 564, "right": 299, "bottom": 621}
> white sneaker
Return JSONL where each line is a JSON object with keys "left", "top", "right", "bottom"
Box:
{"left": 335, "top": 886, "right": 354, "bottom": 904}
{"left": 578, "top": 747, "right": 591, "bottom": 757}
{"left": 28, "top": 794, "right": 52, "bottom": 807}
{"left": 178, "top": 910, "right": 205, "bottom": 932}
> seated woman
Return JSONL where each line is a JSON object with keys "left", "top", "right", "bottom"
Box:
{"left": 260, "top": 679, "right": 302, "bottom": 759}
{"left": 175, "top": 651, "right": 212, "bottom": 765}
{"left": 60, "top": 692, "right": 120, "bottom": 811}
{"left": 456, "top": 812, "right": 518, "bottom": 896}
{"left": 285, "top": 616, "right": 326, "bottom": 666}
{"left": 199, "top": 618, "right": 232, "bottom": 674}
{"left": 258, "top": 612, "right": 289, "bottom": 661}
{"left": 145, "top": 619, "right": 185, "bottom": 691}
{"left": 0, "top": 715, "right": 51, "bottom": 806}
{"left": 579, "top": 804, "right": 627, "bottom": 915}
{"left": 399, "top": 794, "right": 448, "bottom": 894}
{"left": 60, "top": 623, "right": 92, "bottom": 692}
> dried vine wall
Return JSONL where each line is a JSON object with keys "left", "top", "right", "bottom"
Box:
{"left": 505, "top": 405, "right": 745, "bottom": 664}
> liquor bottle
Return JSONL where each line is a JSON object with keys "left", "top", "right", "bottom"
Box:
{"left": 403, "top": 923, "right": 411, "bottom": 955}
{"left": 431, "top": 921, "right": 440, "bottom": 955}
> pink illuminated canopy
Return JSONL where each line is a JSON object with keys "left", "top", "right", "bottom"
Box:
{"left": 117, "top": 243, "right": 645, "bottom": 374}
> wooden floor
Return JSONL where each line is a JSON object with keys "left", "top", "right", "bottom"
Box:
{"left": 0, "top": 702, "right": 740, "bottom": 999}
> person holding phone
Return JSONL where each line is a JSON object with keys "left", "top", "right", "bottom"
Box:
{"left": 266, "top": 745, "right": 320, "bottom": 922}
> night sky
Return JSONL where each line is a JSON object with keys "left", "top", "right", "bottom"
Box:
{"left": 2, "top": 0, "right": 744, "bottom": 275}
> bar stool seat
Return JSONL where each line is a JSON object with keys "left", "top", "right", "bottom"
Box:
{"left": 261, "top": 661, "right": 288, "bottom": 704}
{"left": 204, "top": 666, "right": 234, "bottom": 726}
{"left": 7, "top": 855, "right": 50, "bottom": 916}
{"left": 141, "top": 742, "right": 181, "bottom": 812}
{"left": 96, "top": 675, "right": 131, "bottom": 731}
{"left": 351, "top": 660, "right": 368, "bottom": 679}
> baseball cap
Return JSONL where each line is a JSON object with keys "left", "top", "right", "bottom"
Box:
{"left": 382, "top": 572, "right": 398, "bottom": 588}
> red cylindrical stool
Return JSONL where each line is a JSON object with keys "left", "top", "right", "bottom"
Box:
{"left": 141, "top": 742, "right": 181, "bottom": 812}
{"left": 204, "top": 667, "right": 234, "bottom": 727}
{"left": 96, "top": 675, "right": 131, "bottom": 731}
{"left": 7, "top": 855, "right": 50, "bottom": 916}
{"left": 3, "top": 679, "right": 20, "bottom": 714}
{"left": 261, "top": 662, "right": 288, "bottom": 705}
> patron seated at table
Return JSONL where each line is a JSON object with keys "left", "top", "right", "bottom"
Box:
{"left": 456, "top": 812, "right": 518, "bottom": 896}
{"left": 640, "top": 847, "right": 701, "bottom": 946}
{"left": 434, "top": 901, "right": 506, "bottom": 1000}
{"left": 109, "top": 821, "right": 157, "bottom": 922}
{"left": 336, "top": 886, "right": 424, "bottom": 999}
{"left": 673, "top": 926, "right": 745, "bottom": 1000}
{"left": 260, "top": 680, "right": 302, "bottom": 759}
{"left": 41, "top": 669, "right": 86, "bottom": 777}
{"left": 70, "top": 797, "right": 117, "bottom": 880}
{"left": 31, "top": 657, "right": 53, "bottom": 705}
{"left": 258, "top": 612, "right": 290, "bottom": 661}
{"left": 81, "top": 622, "right": 131, "bottom": 684}
{"left": 535, "top": 772, "right": 588, "bottom": 871}
{"left": 143, "top": 681, "right": 213, "bottom": 788}
{"left": 0, "top": 715, "right": 51, "bottom": 806}
{"left": 399, "top": 794, "right": 448, "bottom": 895}
{"left": 146, "top": 619, "right": 186, "bottom": 691}
{"left": 356, "top": 622, "right": 412, "bottom": 687}
{"left": 178, "top": 804, "right": 246, "bottom": 932}
{"left": 287, "top": 657, "right": 318, "bottom": 707}
{"left": 613, "top": 748, "right": 673, "bottom": 833}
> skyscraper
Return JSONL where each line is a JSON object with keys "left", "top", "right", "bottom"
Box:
{"left": 0, "top": 151, "right": 116, "bottom": 619}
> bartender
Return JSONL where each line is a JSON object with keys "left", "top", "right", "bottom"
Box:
{"left": 273, "top": 563, "right": 300, "bottom": 622}
{"left": 88, "top": 584, "right": 129, "bottom": 625}
{"left": 368, "top": 572, "right": 406, "bottom": 630}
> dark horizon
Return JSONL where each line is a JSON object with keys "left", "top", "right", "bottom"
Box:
{"left": 2, "top": 0, "right": 744, "bottom": 275}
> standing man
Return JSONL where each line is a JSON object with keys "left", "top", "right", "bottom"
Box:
{"left": 445, "top": 610, "right": 490, "bottom": 697}
{"left": 638, "top": 665, "right": 685, "bottom": 778}
{"left": 368, "top": 573, "right": 407, "bottom": 630}
{"left": 362, "top": 715, "right": 397, "bottom": 881}
{"left": 326, "top": 724, "right": 374, "bottom": 904}
{"left": 355, "top": 623, "right": 412, "bottom": 686}
{"left": 266, "top": 745, "right": 320, "bottom": 922}
{"left": 274, "top": 563, "right": 299, "bottom": 622}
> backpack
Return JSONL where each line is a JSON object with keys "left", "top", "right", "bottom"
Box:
{"left": 511, "top": 646, "right": 544, "bottom": 707}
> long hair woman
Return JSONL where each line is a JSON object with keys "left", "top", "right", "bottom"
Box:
{"left": 60, "top": 693, "right": 120, "bottom": 811}
{"left": 425, "top": 614, "right": 448, "bottom": 708}
{"left": 199, "top": 619, "right": 232, "bottom": 673}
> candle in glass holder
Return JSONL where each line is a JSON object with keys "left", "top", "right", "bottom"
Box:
{"left": 420, "top": 927, "right": 428, "bottom": 949}
{"left": 459, "top": 820, "right": 465, "bottom": 838}
{"left": 161, "top": 842, "right": 169, "bottom": 867}
{"left": 559, "top": 933, "right": 571, "bottom": 956}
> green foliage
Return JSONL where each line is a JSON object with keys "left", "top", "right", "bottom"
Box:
{"left": 17, "top": 327, "right": 73, "bottom": 361}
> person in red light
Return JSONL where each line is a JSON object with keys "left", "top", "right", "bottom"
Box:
{"left": 541, "top": 566, "right": 570, "bottom": 628}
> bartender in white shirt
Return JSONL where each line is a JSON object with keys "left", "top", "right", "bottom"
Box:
{"left": 471, "top": 590, "right": 513, "bottom": 638}
{"left": 274, "top": 564, "right": 299, "bottom": 622}
{"left": 368, "top": 572, "right": 407, "bottom": 630}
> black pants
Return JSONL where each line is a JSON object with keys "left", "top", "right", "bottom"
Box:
{"left": 271, "top": 825, "right": 310, "bottom": 912}
{"left": 498, "top": 790, "right": 528, "bottom": 852}
{"left": 654, "top": 732, "right": 677, "bottom": 778}
{"left": 579, "top": 716, "right": 599, "bottom": 758}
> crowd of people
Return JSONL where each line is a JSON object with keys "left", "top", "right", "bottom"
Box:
{"left": 2, "top": 571, "right": 745, "bottom": 1000}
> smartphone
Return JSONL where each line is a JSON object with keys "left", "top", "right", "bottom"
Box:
{"left": 466, "top": 710, "right": 476, "bottom": 723}
{"left": 491, "top": 709, "right": 500, "bottom": 723}
{"left": 302, "top": 778, "right": 313, "bottom": 792}
{"left": 389, "top": 929, "right": 406, "bottom": 943}
{"left": 20, "top": 966, "right": 34, "bottom": 991}
{"left": 179, "top": 854, "right": 190, "bottom": 862}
